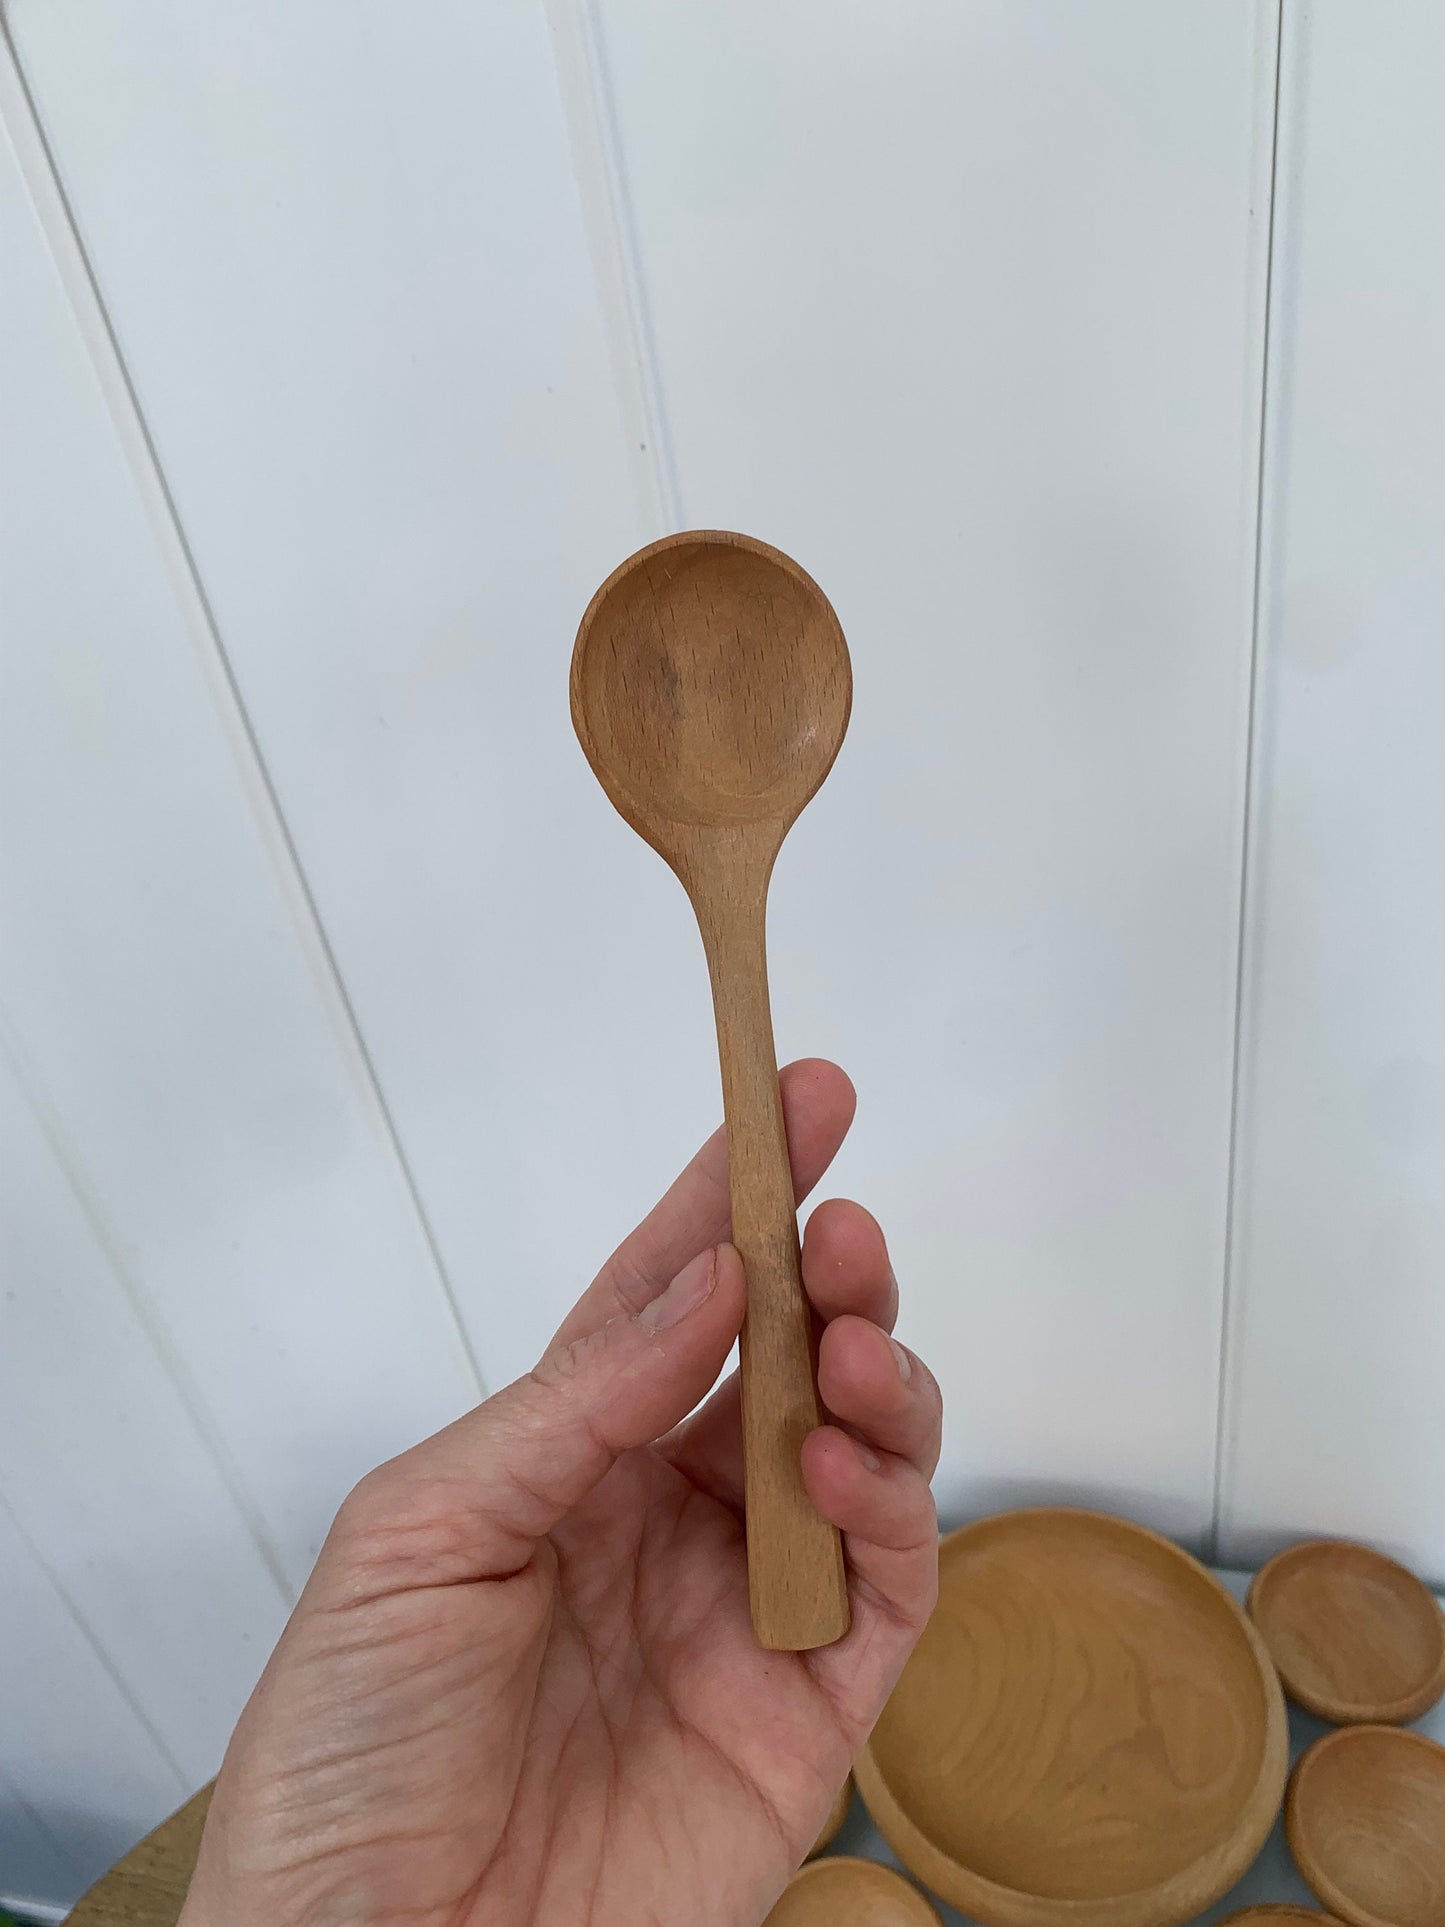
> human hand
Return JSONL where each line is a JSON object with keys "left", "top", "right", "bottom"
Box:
{"left": 180, "top": 1060, "right": 941, "bottom": 1927}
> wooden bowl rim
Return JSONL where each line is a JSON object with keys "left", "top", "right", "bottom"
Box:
{"left": 1247, "top": 1538, "right": 1445, "bottom": 1724}
{"left": 855, "top": 1507, "right": 1290, "bottom": 1927}
{"left": 1285, "top": 1724, "right": 1445, "bottom": 1927}
{"left": 772, "top": 1854, "right": 942, "bottom": 1923}
{"left": 1215, "top": 1908, "right": 1349, "bottom": 1924}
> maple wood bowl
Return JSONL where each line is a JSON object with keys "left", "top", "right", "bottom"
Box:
{"left": 855, "top": 1508, "right": 1288, "bottom": 1927}
{"left": 764, "top": 1856, "right": 941, "bottom": 1926}
{"left": 1248, "top": 1538, "right": 1445, "bottom": 1724}
{"left": 1217, "top": 1910, "right": 1348, "bottom": 1924}
{"left": 1286, "top": 1725, "right": 1445, "bottom": 1927}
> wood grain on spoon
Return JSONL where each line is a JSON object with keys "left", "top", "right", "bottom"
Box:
{"left": 571, "top": 530, "right": 851, "bottom": 1651}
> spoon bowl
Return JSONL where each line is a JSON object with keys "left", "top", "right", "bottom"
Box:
{"left": 572, "top": 532, "right": 851, "bottom": 858}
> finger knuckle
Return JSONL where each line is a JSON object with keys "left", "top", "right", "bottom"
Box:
{"left": 330, "top": 1468, "right": 481, "bottom": 1597}
{"left": 335, "top": 1463, "right": 402, "bottom": 1538}
{"left": 529, "top": 1318, "right": 615, "bottom": 1391}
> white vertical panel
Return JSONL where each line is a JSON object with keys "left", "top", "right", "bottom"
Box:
{"left": 0, "top": 1052, "right": 288, "bottom": 1786}
{"left": 0, "top": 58, "right": 478, "bottom": 1601}
{"left": 589, "top": 0, "right": 1277, "bottom": 1539}
{"left": 5, "top": 0, "right": 667, "bottom": 1391}
{"left": 1222, "top": 2, "right": 1445, "bottom": 1581}
{"left": 9, "top": 2, "right": 1277, "bottom": 1541}
{"left": 0, "top": 1502, "right": 184, "bottom": 1908}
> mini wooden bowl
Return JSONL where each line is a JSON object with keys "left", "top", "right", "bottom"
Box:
{"left": 1286, "top": 1726, "right": 1445, "bottom": 1927}
{"left": 1248, "top": 1539, "right": 1445, "bottom": 1724}
{"left": 764, "top": 1855, "right": 941, "bottom": 1925}
{"left": 1217, "top": 1909, "right": 1348, "bottom": 1924}
{"left": 807, "top": 1775, "right": 853, "bottom": 1858}
{"left": 855, "top": 1509, "right": 1289, "bottom": 1927}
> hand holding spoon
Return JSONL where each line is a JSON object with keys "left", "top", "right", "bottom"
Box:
{"left": 571, "top": 530, "right": 852, "bottom": 1651}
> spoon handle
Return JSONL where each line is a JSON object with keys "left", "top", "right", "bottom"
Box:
{"left": 695, "top": 880, "right": 851, "bottom": 1652}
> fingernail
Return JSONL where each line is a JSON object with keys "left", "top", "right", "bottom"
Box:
{"left": 641, "top": 1248, "right": 717, "bottom": 1331}
{"left": 889, "top": 1336, "right": 912, "bottom": 1383}
{"left": 856, "top": 1440, "right": 882, "bottom": 1473}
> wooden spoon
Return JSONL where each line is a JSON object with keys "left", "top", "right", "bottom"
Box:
{"left": 571, "top": 530, "right": 852, "bottom": 1651}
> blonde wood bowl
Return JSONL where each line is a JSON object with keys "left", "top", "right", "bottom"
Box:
{"left": 764, "top": 1856, "right": 941, "bottom": 1925}
{"left": 1286, "top": 1725, "right": 1445, "bottom": 1927}
{"left": 1217, "top": 1909, "right": 1348, "bottom": 1924}
{"left": 855, "top": 1508, "right": 1288, "bottom": 1927}
{"left": 1248, "top": 1539, "right": 1445, "bottom": 1724}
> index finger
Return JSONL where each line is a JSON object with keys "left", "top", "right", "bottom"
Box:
{"left": 549, "top": 1057, "right": 856, "bottom": 1349}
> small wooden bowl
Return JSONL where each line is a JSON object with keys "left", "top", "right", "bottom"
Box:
{"left": 1286, "top": 1726, "right": 1445, "bottom": 1927}
{"left": 1217, "top": 1909, "right": 1348, "bottom": 1924}
{"left": 807, "top": 1775, "right": 852, "bottom": 1858}
{"left": 1248, "top": 1539, "right": 1445, "bottom": 1724}
{"left": 764, "top": 1855, "right": 941, "bottom": 1925}
{"left": 856, "top": 1509, "right": 1288, "bottom": 1927}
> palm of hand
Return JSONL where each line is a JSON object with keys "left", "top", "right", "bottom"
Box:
{"left": 467, "top": 1450, "right": 863, "bottom": 1926}
{"left": 186, "top": 1065, "right": 940, "bottom": 1927}
{"left": 216, "top": 1457, "right": 867, "bottom": 1926}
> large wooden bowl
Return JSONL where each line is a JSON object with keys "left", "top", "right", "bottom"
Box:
{"left": 856, "top": 1509, "right": 1288, "bottom": 1927}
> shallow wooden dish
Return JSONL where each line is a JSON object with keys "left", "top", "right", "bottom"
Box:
{"left": 1217, "top": 1909, "right": 1347, "bottom": 1924}
{"left": 1248, "top": 1539, "right": 1445, "bottom": 1724}
{"left": 765, "top": 1856, "right": 941, "bottom": 1925}
{"left": 1286, "top": 1726, "right": 1445, "bottom": 1927}
{"left": 855, "top": 1509, "right": 1288, "bottom": 1927}
{"left": 807, "top": 1775, "right": 853, "bottom": 1858}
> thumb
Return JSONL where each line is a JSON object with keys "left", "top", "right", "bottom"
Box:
{"left": 331, "top": 1244, "right": 747, "bottom": 1588}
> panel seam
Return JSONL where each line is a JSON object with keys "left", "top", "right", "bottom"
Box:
{"left": 1211, "top": 0, "right": 1286, "bottom": 1564}
{"left": 0, "top": 1760, "right": 89, "bottom": 1922}
{"left": 0, "top": 1487, "right": 190, "bottom": 1794}
{"left": 0, "top": 1016, "right": 297, "bottom": 1606}
{"left": 0, "top": 1761, "right": 75, "bottom": 1876}
{"left": 0, "top": 15, "right": 486, "bottom": 1406}
{"left": 543, "top": 0, "right": 684, "bottom": 531}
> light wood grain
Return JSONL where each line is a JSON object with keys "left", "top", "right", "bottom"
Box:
{"left": 1286, "top": 1726, "right": 1445, "bottom": 1927}
{"left": 855, "top": 1509, "right": 1288, "bottom": 1927}
{"left": 1249, "top": 1539, "right": 1445, "bottom": 1724}
{"left": 1218, "top": 1909, "right": 1348, "bottom": 1925}
{"left": 67, "top": 1784, "right": 211, "bottom": 1926}
{"left": 572, "top": 530, "right": 850, "bottom": 1652}
{"left": 764, "top": 1855, "right": 941, "bottom": 1926}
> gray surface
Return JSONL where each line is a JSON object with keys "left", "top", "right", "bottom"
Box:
{"left": 819, "top": 1569, "right": 1445, "bottom": 1924}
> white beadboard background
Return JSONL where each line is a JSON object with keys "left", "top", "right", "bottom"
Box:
{"left": 2, "top": 0, "right": 1442, "bottom": 1911}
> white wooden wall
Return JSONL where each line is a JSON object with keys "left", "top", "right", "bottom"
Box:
{"left": 2, "top": 2, "right": 1442, "bottom": 1911}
